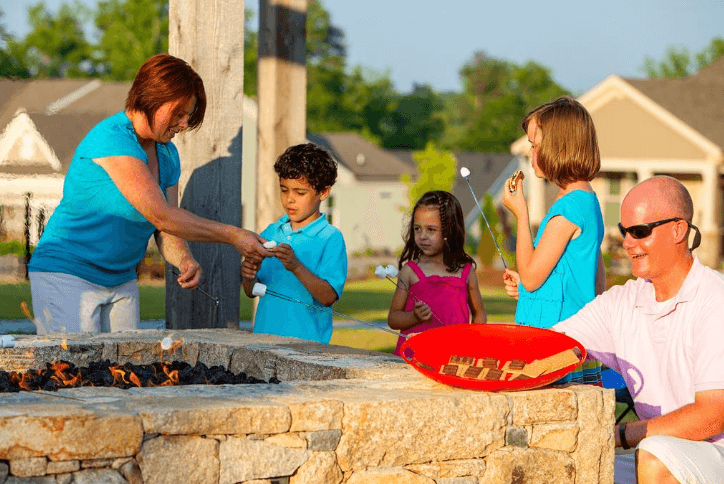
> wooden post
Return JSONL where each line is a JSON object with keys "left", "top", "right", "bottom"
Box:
{"left": 166, "top": 0, "right": 245, "bottom": 329}
{"left": 255, "top": 0, "right": 307, "bottom": 232}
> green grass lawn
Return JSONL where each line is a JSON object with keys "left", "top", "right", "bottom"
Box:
{"left": 0, "top": 278, "right": 517, "bottom": 323}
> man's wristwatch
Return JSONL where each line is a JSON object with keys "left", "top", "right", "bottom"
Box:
{"left": 619, "top": 421, "right": 631, "bottom": 450}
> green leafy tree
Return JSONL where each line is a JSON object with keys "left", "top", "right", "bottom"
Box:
{"left": 0, "top": 7, "right": 31, "bottom": 78}
{"left": 244, "top": 8, "right": 258, "bottom": 98}
{"left": 94, "top": 0, "right": 168, "bottom": 80}
{"left": 640, "top": 37, "right": 724, "bottom": 78}
{"left": 401, "top": 143, "right": 457, "bottom": 211}
{"left": 641, "top": 45, "right": 693, "bottom": 78}
{"left": 19, "top": 1, "right": 94, "bottom": 78}
{"left": 382, "top": 84, "right": 445, "bottom": 150}
{"left": 446, "top": 52, "right": 569, "bottom": 153}
{"left": 476, "top": 193, "right": 512, "bottom": 268}
{"left": 695, "top": 37, "right": 724, "bottom": 69}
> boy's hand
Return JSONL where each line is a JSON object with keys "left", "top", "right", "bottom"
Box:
{"left": 272, "top": 243, "right": 301, "bottom": 272}
{"left": 413, "top": 300, "right": 432, "bottom": 322}
{"left": 241, "top": 258, "right": 261, "bottom": 281}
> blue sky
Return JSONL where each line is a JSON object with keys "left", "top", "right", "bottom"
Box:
{"left": 3, "top": 0, "right": 723, "bottom": 95}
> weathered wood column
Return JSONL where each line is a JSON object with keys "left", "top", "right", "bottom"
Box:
{"left": 166, "top": 0, "right": 245, "bottom": 329}
{"left": 255, "top": 0, "right": 307, "bottom": 232}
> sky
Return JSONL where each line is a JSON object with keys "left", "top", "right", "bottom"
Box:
{"left": 2, "top": 0, "right": 723, "bottom": 95}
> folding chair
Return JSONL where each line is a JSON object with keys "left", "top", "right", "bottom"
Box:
{"left": 601, "top": 367, "right": 636, "bottom": 424}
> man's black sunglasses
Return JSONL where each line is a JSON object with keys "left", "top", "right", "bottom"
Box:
{"left": 618, "top": 217, "right": 701, "bottom": 250}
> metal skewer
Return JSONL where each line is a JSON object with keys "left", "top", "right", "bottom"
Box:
{"left": 374, "top": 265, "right": 446, "bottom": 328}
{"left": 171, "top": 269, "right": 219, "bottom": 306}
{"left": 459, "top": 167, "right": 508, "bottom": 269}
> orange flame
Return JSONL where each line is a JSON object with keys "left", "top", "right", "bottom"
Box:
{"left": 129, "top": 371, "right": 142, "bottom": 387}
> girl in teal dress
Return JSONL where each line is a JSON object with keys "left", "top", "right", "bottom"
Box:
{"left": 502, "top": 97, "right": 605, "bottom": 385}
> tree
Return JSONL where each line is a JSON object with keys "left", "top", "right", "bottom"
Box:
{"left": 94, "top": 0, "right": 168, "bottom": 80}
{"left": 401, "top": 143, "right": 457, "bottom": 211}
{"left": 446, "top": 52, "right": 569, "bottom": 153}
{"left": 641, "top": 45, "right": 693, "bottom": 78}
{"left": 0, "top": 7, "right": 31, "bottom": 78}
{"left": 19, "top": 1, "right": 94, "bottom": 78}
{"left": 381, "top": 84, "right": 445, "bottom": 150}
{"left": 641, "top": 36, "right": 724, "bottom": 78}
{"left": 243, "top": 8, "right": 258, "bottom": 99}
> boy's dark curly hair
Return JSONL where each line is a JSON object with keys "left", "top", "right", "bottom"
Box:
{"left": 274, "top": 143, "right": 338, "bottom": 192}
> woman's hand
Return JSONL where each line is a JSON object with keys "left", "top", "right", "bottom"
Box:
{"left": 503, "top": 269, "right": 520, "bottom": 300}
{"left": 176, "top": 257, "right": 202, "bottom": 289}
{"left": 502, "top": 177, "right": 529, "bottom": 219}
{"left": 413, "top": 300, "right": 432, "bottom": 322}
{"left": 234, "top": 229, "right": 273, "bottom": 262}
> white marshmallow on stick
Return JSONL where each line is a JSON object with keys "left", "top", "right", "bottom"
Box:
{"left": 160, "top": 337, "right": 174, "bottom": 351}
{"left": 252, "top": 282, "right": 267, "bottom": 297}
{"left": 263, "top": 240, "right": 277, "bottom": 249}
{"left": 385, "top": 265, "right": 399, "bottom": 278}
{"left": 460, "top": 166, "right": 471, "bottom": 178}
{"left": 0, "top": 335, "right": 15, "bottom": 348}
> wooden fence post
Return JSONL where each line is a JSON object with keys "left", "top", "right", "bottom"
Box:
{"left": 255, "top": 0, "right": 307, "bottom": 233}
{"left": 166, "top": 0, "right": 245, "bottom": 329}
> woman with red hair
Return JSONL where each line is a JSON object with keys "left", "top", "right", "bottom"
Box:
{"left": 29, "top": 54, "right": 270, "bottom": 334}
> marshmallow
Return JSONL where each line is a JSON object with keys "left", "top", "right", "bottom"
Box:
{"left": 161, "top": 337, "right": 174, "bottom": 351}
{"left": 252, "top": 282, "right": 267, "bottom": 297}
{"left": 385, "top": 265, "right": 399, "bottom": 278}
{"left": 460, "top": 167, "right": 471, "bottom": 178}
{"left": 263, "top": 240, "right": 277, "bottom": 249}
{"left": 0, "top": 335, "right": 16, "bottom": 348}
{"left": 374, "top": 265, "right": 387, "bottom": 278}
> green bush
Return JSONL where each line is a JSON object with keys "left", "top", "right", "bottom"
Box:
{"left": 0, "top": 240, "right": 32, "bottom": 257}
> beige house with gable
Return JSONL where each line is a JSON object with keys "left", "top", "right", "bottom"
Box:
{"left": 511, "top": 58, "right": 724, "bottom": 269}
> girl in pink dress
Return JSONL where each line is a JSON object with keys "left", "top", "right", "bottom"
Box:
{"left": 388, "top": 191, "right": 487, "bottom": 356}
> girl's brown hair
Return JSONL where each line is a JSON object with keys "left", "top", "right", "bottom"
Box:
{"left": 522, "top": 96, "right": 600, "bottom": 188}
{"left": 125, "top": 54, "right": 206, "bottom": 132}
{"left": 399, "top": 191, "right": 475, "bottom": 273}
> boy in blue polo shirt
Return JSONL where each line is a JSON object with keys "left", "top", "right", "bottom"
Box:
{"left": 241, "top": 143, "right": 347, "bottom": 343}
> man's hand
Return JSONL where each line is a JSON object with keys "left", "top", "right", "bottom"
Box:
{"left": 176, "top": 258, "right": 202, "bottom": 289}
{"left": 272, "top": 243, "right": 301, "bottom": 272}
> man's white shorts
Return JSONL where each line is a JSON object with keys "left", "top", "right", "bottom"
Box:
{"left": 29, "top": 272, "right": 140, "bottom": 333}
{"left": 615, "top": 435, "right": 724, "bottom": 484}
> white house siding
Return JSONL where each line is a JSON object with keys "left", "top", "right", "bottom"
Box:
{"left": 332, "top": 178, "right": 409, "bottom": 256}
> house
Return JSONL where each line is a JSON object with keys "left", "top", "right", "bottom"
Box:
{"left": 511, "top": 58, "right": 724, "bottom": 269}
{"left": 0, "top": 79, "right": 416, "bottom": 258}
{"left": 308, "top": 133, "right": 415, "bottom": 255}
{"left": 0, "top": 78, "right": 129, "bottom": 243}
{"left": 392, "top": 150, "right": 518, "bottom": 253}
{"left": 0, "top": 79, "right": 259, "bottom": 246}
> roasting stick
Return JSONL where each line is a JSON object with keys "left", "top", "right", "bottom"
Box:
{"left": 252, "top": 283, "right": 407, "bottom": 339}
{"left": 170, "top": 269, "right": 219, "bottom": 306}
{"left": 460, "top": 166, "right": 508, "bottom": 269}
{"left": 374, "top": 265, "right": 446, "bottom": 328}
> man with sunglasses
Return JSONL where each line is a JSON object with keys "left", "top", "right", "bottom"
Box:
{"left": 554, "top": 176, "right": 724, "bottom": 484}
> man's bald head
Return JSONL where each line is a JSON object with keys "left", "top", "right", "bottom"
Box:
{"left": 623, "top": 176, "right": 693, "bottom": 222}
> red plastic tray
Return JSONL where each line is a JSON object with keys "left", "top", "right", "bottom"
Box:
{"left": 399, "top": 323, "right": 586, "bottom": 392}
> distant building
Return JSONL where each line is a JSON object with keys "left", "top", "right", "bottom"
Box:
{"left": 511, "top": 58, "right": 724, "bottom": 269}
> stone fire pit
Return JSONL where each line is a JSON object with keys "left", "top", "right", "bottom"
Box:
{"left": 0, "top": 329, "right": 614, "bottom": 484}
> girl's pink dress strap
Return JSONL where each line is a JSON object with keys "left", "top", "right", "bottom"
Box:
{"left": 407, "top": 261, "right": 426, "bottom": 280}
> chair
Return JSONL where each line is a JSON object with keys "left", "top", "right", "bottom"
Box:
{"left": 601, "top": 368, "right": 636, "bottom": 424}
